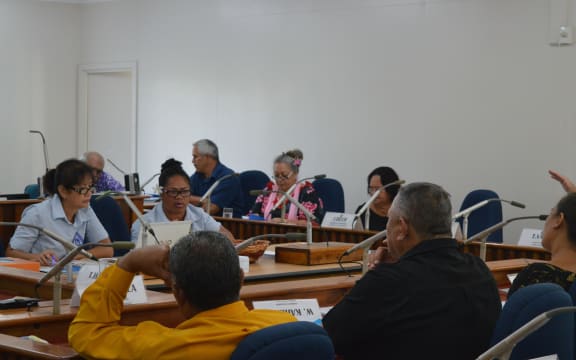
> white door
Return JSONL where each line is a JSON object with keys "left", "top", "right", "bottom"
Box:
{"left": 77, "top": 63, "right": 138, "bottom": 181}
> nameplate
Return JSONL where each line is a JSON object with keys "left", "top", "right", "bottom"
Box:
{"left": 321, "top": 212, "right": 356, "bottom": 229}
{"left": 252, "top": 299, "right": 322, "bottom": 325}
{"left": 70, "top": 263, "right": 147, "bottom": 307}
{"left": 518, "top": 228, "right": 543, "bottom": 248}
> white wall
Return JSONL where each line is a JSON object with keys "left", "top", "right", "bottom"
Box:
{"left": 0, "top": 0, "right": 80, "bottom": 192}
{"left": 2, "top": 0, "right": 576, "bottom": 243}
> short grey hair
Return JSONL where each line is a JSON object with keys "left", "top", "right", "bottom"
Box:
{"left": 393, "top": 182, "right": 452, "bottom": 238}
{"left": 194, "top": 139, "right": 219, "bottom": 161}
{"left": 82, "top": 151, "right": 104, "bottom": 164}
{"left": 169, "top": 231, "right": 240, "bottom": 311}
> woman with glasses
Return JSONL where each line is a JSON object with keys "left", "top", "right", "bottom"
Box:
{"left": 508, "top": 192, "right": 576, "bottom": 297}
{"left": 130, "top": 158, "right": 235, "bottom": 243}
{"left": 7, "top": 159, "right": 113, "bottom": 265}
{"left": 249, "top": 149, "right": 324, "bottom": 224}
{"left": 354, "top": 166, "right": 400, "bottom": 231}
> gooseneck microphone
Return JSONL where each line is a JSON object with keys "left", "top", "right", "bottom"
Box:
{"left": 0, "top": 222, "right": 97, "bottom": 261}
{"left": 270, "top": 174, "right": 327, "bottom": 215}
{"left": 199, "top": 173, "right": 240, "bottom": 214}
{"left": 340, "top": 229, "right": 388, "bottom": 275}
{"left": 464, "top": 215, "right": 547, "bottom": 261}
{"left": 354, "top": 180, "right": 406, "bottom": 230}
{"left": 107, "top": 158, "right": 140, "bottom": 194}
{"left": 235, "top": 233, "right": 307, "bottom": 252}
{"left": 29, "top": 130, "right": 50, "bottom": 172}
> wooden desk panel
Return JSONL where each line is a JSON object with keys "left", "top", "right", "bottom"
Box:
{"left": 0, "top": 196, "right": 145, "bottom": 251}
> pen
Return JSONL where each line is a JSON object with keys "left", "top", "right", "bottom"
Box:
{"left": 51, "top": 255, "right": 56, "bottom": 266}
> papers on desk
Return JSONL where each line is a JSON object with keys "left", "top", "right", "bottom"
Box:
{"left": 253, "top": 299, "right": 323, "bottom": 326}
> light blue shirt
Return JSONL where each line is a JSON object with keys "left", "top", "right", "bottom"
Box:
{"left": 9, "top": 195, "right": 109, "bottom": 259}
{"left": 130, "top": 203, "right": 222, "bottom": 243}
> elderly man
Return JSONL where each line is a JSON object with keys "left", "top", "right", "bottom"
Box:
{"left": 189, "top": 139, "right": 244, "bottom": 217}
{"left": 323, "top": 182, "right": 502, "bottom": 360}
{"left": 69, "top": 231, "right": 296, "bottom": 359}
{"left": 83, "top": 151, "right": 124, "bottom": 192}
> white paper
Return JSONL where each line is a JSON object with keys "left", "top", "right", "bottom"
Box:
{"left": 252, "top": 299, "right": 323, "bottom": 326}
{"left": 321, "top": 212, "right": 356, "bottom": 229}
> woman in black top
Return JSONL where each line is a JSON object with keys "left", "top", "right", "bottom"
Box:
{"left": 508, "top": 192, "right": 576, "bottom": 297}
{"left": 354, "top": 166, "right": 400, "bottom": 231}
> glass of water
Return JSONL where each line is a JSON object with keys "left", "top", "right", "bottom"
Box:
{"left": 223, "top": 208, "right": 233, "bottom": 218}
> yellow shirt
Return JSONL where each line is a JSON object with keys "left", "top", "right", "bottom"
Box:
{"left": 68, "top": 265, "right": 296, "bottom": 360}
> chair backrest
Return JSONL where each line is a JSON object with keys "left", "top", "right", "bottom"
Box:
{"left": 488, "top": 283, "right": 574, "bottom": 360}
{"left": 313, "top": 178, "right": 345, "bottom": 213}
{"left": 230, "top": 321, "right": 335, "bottom": 360}
{"left": 458, "top": 189, "right": 503, "bottom": 243}
{"left": 23, "top": 184, "right": 40, "bottom": 199}
{"left": 239, "top": 170, "right": 270, "bottom": 215}
{"left": 90, "top": 195, "right": 131, "bottom": 256}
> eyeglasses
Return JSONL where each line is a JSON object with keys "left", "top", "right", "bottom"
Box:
{"left": 272, "top": 172, "right": 293, "bottom": 181}
{"left": 161, "top": 188, "right": 191, "bottom": 198}
{"left": 367, "top": 186, "right": 382, "bottom": 195}
{"left": 71, "top": 185, "right": 96, "bottom": 195}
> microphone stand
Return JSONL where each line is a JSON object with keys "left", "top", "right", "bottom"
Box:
{"left": 340, "top": 229, "right": 387, "bottom": 274}
{"left": 271, "top": 174, "right": 326, "bottom": 222}
{"left": 354, "top": 180, "right": 405, "bottom": 230}
{"left": 140, "top": 173, "right": 160, "bottom": 193}
{"left": 464, "top": 215, "right": 546, "bottom": 261}
{"left": 235, "top": 233, "right": 307, "bottom": 252}
{"left": 199, "top": 173, "right": 239, "bottom": 215}
{"left": 476, "top": 306, "right": 576, "bottom": 360}
{"left": 453, "top": 198, "right": 526, "bottom": 241}
{"left": 36, "top": 241, "right": 135, "bottom": 315}
{"left": 29, "top": 130, "right": 50, "bottom": 173}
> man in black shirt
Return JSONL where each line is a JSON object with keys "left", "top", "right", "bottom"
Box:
{"left": 323, "top": 182, "right": 501, "bottom": 360}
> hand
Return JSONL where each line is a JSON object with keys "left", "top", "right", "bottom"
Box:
{"left": 35, "top": 249, "right": 57, "bottom": 266}
{"left": 117, "top": 245, "right": 171, "bottom": 282}
{"left": 368, "top": 240, "right": 397, "bottom": 270}
{"left": 549, "top": 170, "right": 576, "bottom": 193}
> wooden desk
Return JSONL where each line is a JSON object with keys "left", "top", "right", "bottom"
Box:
{"left": 460, "top": 241, "right": 550, "bottom": 261}
{"left": 0, "top": 195, "right": 145, "bottom": 251}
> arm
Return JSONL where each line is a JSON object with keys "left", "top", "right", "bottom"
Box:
{"left": 5, "top": 247, "right": 56, "bottom": 266}
{"left": 209, "top": 177, "right": 242, "bottom": 216}
{"left": 87, "top": 238, "right": 113, "bottom": 258}
{"left": 549, "top": 170, "right": 576, "bottom": 193}
{"left": 68, "top": 246, "right": 171, "bottom": 360}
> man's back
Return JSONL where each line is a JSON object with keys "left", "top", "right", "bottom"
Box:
{"left": 323, "top": 238, "right": 501, "bottom": 360}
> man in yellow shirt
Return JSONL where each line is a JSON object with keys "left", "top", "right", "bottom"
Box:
{"left": 68, "top": 231, "right": 296, "bottom": 360}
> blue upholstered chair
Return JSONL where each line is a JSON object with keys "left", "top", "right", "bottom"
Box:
{"left": 457, "top": 189, "right": 503, "bottom": 243}
{"left": 313, "top": 178, "right": 345, "bottom": 213}
{"left": 239, "top": 170, "right": 270, "bottom": 215}
{"left": 230, "top": 321, "right": 335, "bottom": 360}
{"left": 90, "top": 195, "right": 131, "bottom": 256}
{"left": 486, "top": 283, "right": 574, "bottom": 360}
{"left": 23, "top": 184, "right": 40, "bottom": 199}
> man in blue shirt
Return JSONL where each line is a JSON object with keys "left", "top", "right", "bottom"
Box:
{"left": 189, "top": 139, "right": 244, "bottom": 218}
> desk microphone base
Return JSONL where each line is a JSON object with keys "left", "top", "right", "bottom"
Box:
{"left": 275, "top": 242, "right": 362, "bottom": 266}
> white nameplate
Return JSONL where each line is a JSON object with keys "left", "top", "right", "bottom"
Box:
{"left": 252, "top": 299, "right": 323, "bottom": 326}
{"left": 321, "top": 212, "right": 356, "bottom": 229}
{"left": 518, "top": 228, "right": 543, "bottom": 248}
{"left": 70, "top": 263, "right": 147, "bottom": 307}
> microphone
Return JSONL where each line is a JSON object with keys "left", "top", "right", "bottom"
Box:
{"left": 106, "top": 158, "right": 126, "bottom": 175}
{"left": 354, "top": 180, "right": 405, "bottom": 230}
{"left": 29, "top": 130, "right": 50, "bottom": 172}
{"left": 36, "top": 241, "right": 135, "bottom": 287}
{"left": 140, "top": 173, "right": 160, "bottom": 192}
{"left": 476, "top": 306, "right": 576, "bottom": 360}
{"left": 340, "top": 229, "right": 387, "bottom": 274}
{"left": 107, "top": 158, "right": 140, "bottom": 194}
{"left": 199, "top": 172, "right": 240, "bottom": 203}
{"left": 97, "top": 191, "right": 159, "bottom": 245}
{"left": 452, "top": 198, "right": 526, "bottom": 220}
{"left": 0, "top": 222, "right": 97, "bottom": 261}
{"left": 250, "top": 189, "right": 316, "bottom": 244}
{"left": 235, "top": 233, "right": 307, "bottom": 252}
{"left": 464, "top": 215, "right": 547, "bottom": 261}
{"left": 270, "top": 174, "right": 327, "bottom": 213}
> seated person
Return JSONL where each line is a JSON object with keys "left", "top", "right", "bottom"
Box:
{"left": 322, "top": 182, "right": 501, "bottom": 360}
{"left": 83, "top": 151, "right": 125, "bottom": 192}
{"left": 6, "top": 159, "right": 113, "bottom": 265}
{"left": 69, "top": 231, "right": 297, "bottom": 359}
{"left": 355, "top": 166, "right": 400, "bottom": 231}
{"left": 189, "top": 139, "right": 244, "bottom": 217}
{"left": 249, "top": 149, "right": 324, "bottom": 224}
{"left": 549, "top": 169, "right": 576, "bottom": 193}
{"left": 131, "top": 158, "right": 235, "bottom": 243}
{"left": 508, "top": 192, "right": 576, "bottom": 297}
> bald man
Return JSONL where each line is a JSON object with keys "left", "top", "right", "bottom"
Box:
{"left": 83, "top": 151, "right": 124, "bottom": 192}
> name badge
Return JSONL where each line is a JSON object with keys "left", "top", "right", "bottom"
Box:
{"left": 517, "top": 228, "right": 543, "bottom": 248}
{"left": 70, "top": 263, "right": 148, "bottom": 307}
{"left": 321, "top": 212, "right": 356, "bottom": 229}
{"left": 252, "top": 299, "right": 323, "bottom": 326}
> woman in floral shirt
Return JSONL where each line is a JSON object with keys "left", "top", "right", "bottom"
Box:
{"left": 250, "top": 149, "right": 324, "bottom": 224}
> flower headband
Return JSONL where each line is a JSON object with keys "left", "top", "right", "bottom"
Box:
{"left": 293, "top": 158, "right": 302, "bottom": 167}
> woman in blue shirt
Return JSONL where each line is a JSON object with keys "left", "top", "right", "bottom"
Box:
{"left": 7, "top": 159, "right": 112, "bottom": 265}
